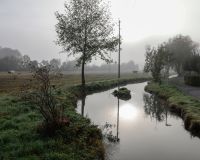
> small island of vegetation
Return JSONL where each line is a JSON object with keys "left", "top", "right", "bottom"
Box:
{"left": 112, "top": 87, "right": 131, "bottom": 100}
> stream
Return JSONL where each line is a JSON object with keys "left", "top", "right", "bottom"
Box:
{"left": 77, "top": 82, "right": 200, "bottom": 160}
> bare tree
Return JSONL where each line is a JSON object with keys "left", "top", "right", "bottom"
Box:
{"left": 55, "top": 0, "right": 118, "bottom": 93}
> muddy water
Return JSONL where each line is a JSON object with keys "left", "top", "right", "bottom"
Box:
{"left": 77, "top": 82, "right": 200, "bottom": 160}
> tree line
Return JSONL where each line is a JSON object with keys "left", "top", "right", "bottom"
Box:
{"left": 61, "top": 60, "right": 138, "bottom": 73}
{"left": 144, "top": 34, "right": 200, "bottom": 83}
{"left": 0, "top": 47, "right": 138, "bottom": 73}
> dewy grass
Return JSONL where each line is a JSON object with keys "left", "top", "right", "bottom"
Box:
{"left": 0, "top": 94, "right": 104, "bottom": 160}
{"left": 0, "top": 76, "right": 150, "bottom": 160}
{"left": 145, "top": 82, "right": 200, "bottom": 136}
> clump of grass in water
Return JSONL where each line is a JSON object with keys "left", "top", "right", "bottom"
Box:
{"left": 112, "top": 87, "right": 131, "bottom": 101}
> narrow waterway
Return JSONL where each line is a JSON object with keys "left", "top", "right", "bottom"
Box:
{"left": 77, "top": 82, "right": 200, "bottom": 160}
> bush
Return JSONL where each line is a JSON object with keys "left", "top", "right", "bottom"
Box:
{"left": 184, "top": 74, "right": 200, "bottom": 86}
{"left": 21, "top": 64, "right": 69, "bottom": 135}
{"left": 183, "top": 54, "right": 200, "bottom": 74}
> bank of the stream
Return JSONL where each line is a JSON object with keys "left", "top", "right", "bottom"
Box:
{"left": 0, "top": 77, "right": 150, "bottom": 160}
{"left": 145, "top": 82, "right": 200, "bottom": 137}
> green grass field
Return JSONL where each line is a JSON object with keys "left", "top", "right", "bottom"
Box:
{"left": 0, "top": 72, "right": 151, "bottom": 160}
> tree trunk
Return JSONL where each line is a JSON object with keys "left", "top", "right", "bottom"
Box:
{"left": 81, "top": 58, "right": 86, "bottom": 96}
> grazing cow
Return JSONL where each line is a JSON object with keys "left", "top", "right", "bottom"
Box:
{"left": 8, "top": 70, "right": 17, "bottom": 80}
{"left": 8, "top": 70, "right": 15, "bottom": 74}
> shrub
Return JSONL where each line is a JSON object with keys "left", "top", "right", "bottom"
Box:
{"left": 183, "top": 54, "right": 200, "bottom": 74}
{"left": 112, "top": 87, "right": 131, "bottom": 100}
{"left": 21, "top": 64, "right": 69, "bottom": 135}
{"left": 184, "top": 73, "right": 200, "bottom": 86}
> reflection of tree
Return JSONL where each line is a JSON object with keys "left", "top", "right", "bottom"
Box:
{"left": 143, "top": 94, "right": 171, "bottom": 126}
{"left": 80, "top": 96, "right": 86, "bottom": 116}
{"left": 102, "top": 97, "right": 120, "bottom": 142}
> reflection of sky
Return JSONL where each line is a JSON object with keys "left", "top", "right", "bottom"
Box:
{"left": 77, "top": 82, "right": 200, "bottom": 160}
{"left": 113, "top": 103, "right": 139, "bottom": 121}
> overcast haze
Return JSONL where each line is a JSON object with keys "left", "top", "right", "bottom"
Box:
{"left": 1, "top": 0, "right": 200, "bottom": 68}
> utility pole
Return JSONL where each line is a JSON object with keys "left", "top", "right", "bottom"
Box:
{"left": 117, "top": 20, "right": 121, "bottom": 141}
{"left": 118, "top": 20, "right": 121, "bottom": 80}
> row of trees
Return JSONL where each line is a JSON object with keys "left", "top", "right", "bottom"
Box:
{"left": 144, "top": 35, "right": 200, "bottom": 83}
{"left": 0, "top": 49, "right": 138, "bottom": 73}
{"left": 61, "top": 60, "right": 138, "bottom": 73}
{"left": 0, "top": 49, "right": 61, "bottom": 72}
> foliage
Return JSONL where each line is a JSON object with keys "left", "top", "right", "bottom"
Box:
{"left": 184, "top": 74, "right": 200, "bottom": 86}
{"left": 60, "top": 60, "right": 139, "bottom": 73}
{"left": 50, "top": 59, "right": 61, "bottom": 70}
{"left": 0, "top": 47, "right": 21, "bottom": 59}
{"left": 55, "top": 0, "right": 118, "bottom": 88}
{"left": 183, "top": 53, "right": 200, "bottom": 86}
{"left": 183, "top": 54, "right": 200, "bottom": 74}
{"left": 165, "top": 34, "right": 199, "bottom": 75}
{"left": 0, "top": 56, "right": 22, "bottom": 71}
{"left": 112, "top": 87, "right": 131, "bottom": 100}
{"left": 144, "top": 44, "right": 170, "bottom": 83}
{"left": 0, "top": 47, "right": 32, "bottom": 71}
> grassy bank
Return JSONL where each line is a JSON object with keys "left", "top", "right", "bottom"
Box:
{"left": 0, "top": 94, "right": 104, "bottom": 160}
{"left": 0, "top": 75, "right": 150, "bottom": 160}
{"left": 70, "top": 77, "right": 151, "bottom": 97}
{"left": 145, "top": 82, "right": 200, "bottom": 136}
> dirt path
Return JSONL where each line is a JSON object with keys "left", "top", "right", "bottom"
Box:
{"left": 169, "top": 77, "right": 200, "bottom": 99}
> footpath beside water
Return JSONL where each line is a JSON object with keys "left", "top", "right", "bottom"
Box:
{"left": 169, "top": 77, "right": 200, "bottom": 99}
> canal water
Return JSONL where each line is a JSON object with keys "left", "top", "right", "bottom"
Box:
{"left": 77, "top": 82, "right": 200, "bottom": 160}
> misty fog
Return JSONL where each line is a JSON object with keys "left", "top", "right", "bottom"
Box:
{"left": 1, "top": 0, "right": 200, "bottom": 69}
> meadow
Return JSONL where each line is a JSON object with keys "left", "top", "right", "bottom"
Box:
{"left": 0, "top": 72, "right": 150, "bottom": 94}
{"left": 0, "top": 72, "right": 151, "bottom": 160}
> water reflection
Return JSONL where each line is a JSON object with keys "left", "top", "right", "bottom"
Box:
{"left": 119, "top": 103, "right": 138, "bottom": 120}
{"left": 116, "top": 98, "right": 139, "bottom": 140}
{"left": 116, "top": 98, "right": 119, "bottom": 141}
{"left": 80, "top": 96, "right": 86, "bottom": 116}
{"left": 76, "top": 83, "right": 200, "bottom": 160}
{"left": 143, "top": 93, "right": 172, "bottom": 126}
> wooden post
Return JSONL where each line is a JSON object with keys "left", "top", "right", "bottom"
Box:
{"left": 118, "top": 20, "right": 121, "bottom": 80}
{"left": 117, "top": 20, "right": 121, "bottom": 141}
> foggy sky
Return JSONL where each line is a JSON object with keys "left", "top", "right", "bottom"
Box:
{"left": 1, "top": 0, "right": 200, "bottom": 68}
